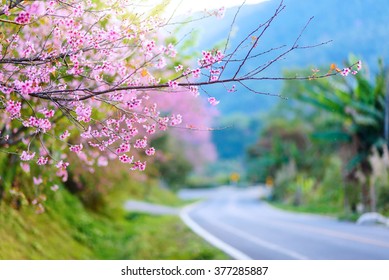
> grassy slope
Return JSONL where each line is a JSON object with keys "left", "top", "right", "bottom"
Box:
{"left": 0, "top": 178, "right": 227, "bottom": 260}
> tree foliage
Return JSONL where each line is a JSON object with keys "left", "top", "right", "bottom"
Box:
{"left": 248, "top": 59, "right": 386, "bottom": 213}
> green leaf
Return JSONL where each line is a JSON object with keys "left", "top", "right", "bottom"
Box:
{"left": 352, "top": 112, "right": 379, "bottom": 127}
{"left": 346, "top": 153, "right": 367, "bottom": 172}
{"left": 298, "top": 95, "right": 344, "bottom": 116}
{"left": 350, "top": 100, "right": 383, "bottom": 121}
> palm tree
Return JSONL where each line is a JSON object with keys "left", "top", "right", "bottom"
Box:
{"left": 284, "top": 59, "right": 386, "bottom": 212}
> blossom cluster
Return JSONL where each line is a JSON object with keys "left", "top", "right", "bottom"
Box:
{"left": 2, "top": 0, "right": 222, "bottom": 183}
{"left": 0, "top": 0, "right": 357, "bottom": 194}
{"left": 15, "top": 11, "right": 31, "bottom": 24}
{"left": 340, "top": 60, "right": 362, "bottom": 77}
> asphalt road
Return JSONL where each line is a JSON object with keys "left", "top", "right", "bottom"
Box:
{"left": 178, "top": 186, "right": 389, "bottom": 260}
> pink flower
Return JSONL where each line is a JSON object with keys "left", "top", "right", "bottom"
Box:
{"left": 55, "top": 160, "right": 69, "bottom": 169}
{"left": 134, "top": 137, "right": 148, "bottom": 149}
{"left": 72, "top": 4, "right": 84, "bottom": 17}
{"left": 145, "top": 147, "right": 155, "bottom": 156}
{"left": 20, "top": 162, "right": 30, "bottom": 173}
{"left": 175, "top": 65, "right": 184, "bottom": 72}
{"left": 70, "top": 144, "right": 83, "bottom": 153}
{"left": 97, "top": 157, "right": 108, "bottom": 167}
{"left": 192, "top": 68, "right": 201, "bottom": 79}
{"left": 143, "top": 40, "right": 156, "bottom": 52}
{"left": 144, "top": 124, "right": 156, "bottom": 135}
{"left": 168, "top": 80, "right": 179, "bottom": 89}
{"left": 166, "top": 43, "right": 177, "bottom": 58}
{"left": 75, "top": 104, "right": 92, "bottom": 123}
{"left": 116, "top": 143, "right": 131, "bottom": 154}
{"left": 2, "top": 5, "right": 10, "bottom": 16}
{"left": 156, "top": 57, "right": 166, "bottom": 69}
{"left": 39, "top": 108, "right": 55, "bottom": 118}
{"left": 357, "top": 60, "right": 362, "bottom": 71}
{"left": 340, "top": 68, "right": 350, "bottom": 77}
{"left": 170, "top": 114, "right": 182, "bottom": 126}
{"left": 60, "top": 130, "right": 71, "bottom": 140}
{"left": 20, "top": 151, "right": 35, "bottom": 161}
{"left": 118, "top": 154, "right": 133, "bottom": 163}
{"left": 215, "top": 7, "right": 225, "bottom": 19}
{"left": 15, "top": 11, "right": 30, "bottom": 24}
{"left": 22, "top": 116, "right": 52, "bottom": 132}
{"left": 33, "top": 176, "right": 43, "bottom": 185}
{"left": 37, "top": 156, "right": 48, "bottom": 165}
{"left": 228, "top": 85, "right": 236, "bottom": 93}
{"left": 131, "top": 161, "right": 146, "bottom": 171}
{"left": 6, "top": 100, "right": 22, "bottom": 119}
{"left": 37, "top": 118, "right": 51, "bottom": 132}
{"left": 56, "top": 168, "right": 68, "bottom": 182}
{"left": 127, "top": 98, "right": 142, "bottom": 109}
{"left": 55, "top": 160, "right": 69, "bottom": 182}
{"left": 208, "top": 97, "right": 220, "bottom": 106}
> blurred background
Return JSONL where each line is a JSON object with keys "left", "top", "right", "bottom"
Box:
{"left": 173, "top": 0, "right": 389, "bottom": 217}
{"left": 2, "top": 0, "right": 389, "bottom": 260}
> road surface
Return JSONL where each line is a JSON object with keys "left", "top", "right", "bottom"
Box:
{"left": 178, "top": 186, "right": 389, "bottom": 260}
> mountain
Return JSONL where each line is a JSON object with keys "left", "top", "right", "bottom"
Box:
{"left": 192, "top": 0, "right": 389, "bottom": 115}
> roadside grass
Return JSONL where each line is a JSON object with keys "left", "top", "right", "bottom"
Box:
{"left": 267, "top": 200, "right": 363, "bottom": 223}
{"left": 268, "top": 201, "right": 341, "bottom": 216}
{"left": 123, "top": 213, "right": 228, "bottom": 260}
{"left": 0, "top": 178, "right": 227, "bottom": 260}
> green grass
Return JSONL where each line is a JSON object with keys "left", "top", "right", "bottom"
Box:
{"left": 267, "top": 200, "right": 343, "bottom": 217}
{"left": 122, "top": 213, "right": 227, "bottom": 260}
{"left": 0, "top": 180, "right": 227, "bottom": 260}
{"left": 267, "top": 200, "right": 364, "bottom": 223}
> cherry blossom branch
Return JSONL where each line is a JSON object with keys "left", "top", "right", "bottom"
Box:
{"left": 0, "top": 0, "right": 24, "bottom": 16}
{"left": 0, "top": 0, "right": 361, "bottom": 183}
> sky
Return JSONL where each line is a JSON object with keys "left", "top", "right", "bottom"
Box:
{"left": 164, "top": 0, "right": 270, "bottom": 16}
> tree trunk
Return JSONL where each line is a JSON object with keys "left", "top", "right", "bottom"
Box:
{"left": 370, "top": 181, "right": 377, "bottom": 212}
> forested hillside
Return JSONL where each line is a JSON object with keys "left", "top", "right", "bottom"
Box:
{"left": 203, "top": 0, "right": 389, "bottom": 159}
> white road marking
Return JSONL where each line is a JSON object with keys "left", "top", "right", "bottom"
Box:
{"left": 180, "top": 202, "right": 252, "bottom": 260}
{"left": 269, "top": 220, "right": 389, "bottom": 249}
{"left": 202, "top": 216, "right": 309, "bottom": 260}
{"left": 228, "top": 199, "right": 389, "bottom": 249}
{"left": 181, "top": 201, "right": 309, "bottom": 260}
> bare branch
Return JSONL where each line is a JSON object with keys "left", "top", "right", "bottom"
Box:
{"left": 0, "top": 0, "right": 24, "bottom": 16}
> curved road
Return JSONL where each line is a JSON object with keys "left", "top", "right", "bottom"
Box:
{"left": 179, "top": 186, "right": 389, "bottom": 260}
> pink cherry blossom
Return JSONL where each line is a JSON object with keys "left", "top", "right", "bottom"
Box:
{"left": 145, "top": 147, "right": 155, "bottom": 156}
{"left": 357, "top": 60, "right": 362, "bottom": 71}
{"left": 168, "top": 80, "right": 179, "bottom": 89}
{"left": 37, "top": 157, "right": 49, "bottom": 165}
{"left": 131, "top": 161, "right": 146, "bottom": 171}
{"left": 340, "top": 68, "right": 351, "bottom": 77}
{"left": 20, "top": 162, "right": 30, "bottom": 173}
{"left": 20, "top": 151, "right": 36, "bottom": 161}
{"left": 175, "top": 65, "right": 184, "bottom": 72}
{"left": 208, "top": 97, "right": 220, "bottom": 106}
{"left": 70, "top": 144, "right": 83, "bottom": 153}
{"left": 15, "top": 11, "right": 31, "bottom": 24}
{"left": 60, "top": 130, "right": 71, "bottom": 140}
{"left": 33, "top": 176, "right": 43, "bottom": 185}
{"left": 0, "top": 0, "right": 358, "bottom": 190}
{"left": 75, "top": 104, "right": 92, "bottom": 123}
{"left": 5, "top": 100, "right": 22, "bottom": 119}
{"left": 119, "top": 154, "right": 133, "bottom": 164}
